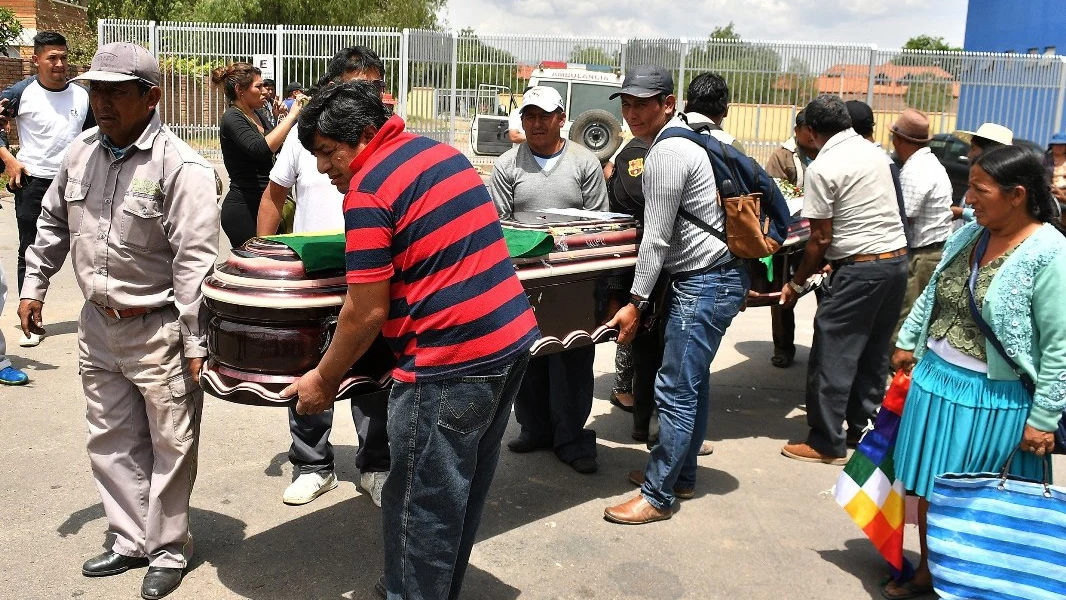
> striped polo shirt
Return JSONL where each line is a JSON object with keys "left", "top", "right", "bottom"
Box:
{"left": 343, "top": 115, "right": 539, "bottom": 382}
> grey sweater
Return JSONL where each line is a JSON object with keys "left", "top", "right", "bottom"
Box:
{"left": 631, "top": 116, "right": 729, "bottom": 298}
{"left": 489, "top": 140, "right": 608, "bottom": 220}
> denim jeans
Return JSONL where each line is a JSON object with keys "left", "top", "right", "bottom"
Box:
{"left": 640, "top": 266, "right": 748, "bottom": 510}
{"left": 382, "top": 353, "right": 529, "bottom": 600}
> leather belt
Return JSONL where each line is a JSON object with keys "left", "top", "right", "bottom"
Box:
{"left": 92, "top": 302, "right": 166, "bottom": 319}
{"left": 912, "top": 241, "right": 945, "bottom": 253}
{"left": 831, "top": 247, "right": 907, "bottom": 268}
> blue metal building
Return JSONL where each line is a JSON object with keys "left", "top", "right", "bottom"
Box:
{"left": 960, "top": 0, "right": 1066, "bottom": 144}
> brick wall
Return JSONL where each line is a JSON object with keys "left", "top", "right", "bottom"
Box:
{"left": 36, "top": 0, "right": 88, "bottom": 31}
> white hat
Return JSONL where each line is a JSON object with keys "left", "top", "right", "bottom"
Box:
{"left": 519, "top": 86, "right": 564, "bottom": 115}
{"left": 956, "top": 123, "right": 1013, "bottom": 146}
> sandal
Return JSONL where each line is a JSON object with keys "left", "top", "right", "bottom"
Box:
{"left": 880, "top": 579, "right": 936, "bottom": 600}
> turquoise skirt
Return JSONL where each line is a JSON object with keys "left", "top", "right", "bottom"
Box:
{"left": 894, "top": 350, "right": 1047, "bottom": 498}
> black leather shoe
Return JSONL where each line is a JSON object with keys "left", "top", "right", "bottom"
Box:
{"left": 569, "top": 456, "right": 598, "bottom": 474}
{"left": 140, "top": 566, "right": 184, "bottom": 600}
{"left": 81, "top": 551, "right": 149, "bottom": 577}
{"left": 506, "top": 436, "right": 550, "bottom": 453}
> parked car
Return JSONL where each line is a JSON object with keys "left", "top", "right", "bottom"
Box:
{"left": 928, "top": 133, "right": 1044, "bottom": 203}
{"left": 471, "top": 62, "right": 626, "bottom": 162}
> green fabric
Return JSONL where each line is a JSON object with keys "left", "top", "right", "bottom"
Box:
{"left": 503, "top": 227, "right": 555, "bottom": 258}
{"left": 263, "top": 232, "right": 346, "bottom": 274}
{"left": 760, "top": 255, "right": 774, "bottom": 282}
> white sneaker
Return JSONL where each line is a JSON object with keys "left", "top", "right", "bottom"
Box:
{"left": 282, "top": 471, "right": 337, "bottom": 506}
{"left": 18, "top": 332, "right": 41, "bottom": 347}
{"left": 358, "top": 471, "right": 389, "bottom": 508}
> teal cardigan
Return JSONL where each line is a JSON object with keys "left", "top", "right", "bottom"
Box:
{"left": 897, "top": 221, "right": 1066, "bottom": 432}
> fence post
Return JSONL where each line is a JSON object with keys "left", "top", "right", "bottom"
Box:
{"left": 96, "top": 18, "right": 104, "bottom": 47}
{"left": 275, "top": 24, "right": 285, "bottom": 96}
{"left": 147, "top": 21, "right": 157, "bottom": 56}
{"left": 1054, "top": 57, "right": 1066, "bottom": 137}
{"left": 677, "top": 38, "right": 687, "bottom": 106}
{"left": 398, "top": 29, "right": 410, "bottom": 120}
{"left": 619, "top": 39, "right": 627, "bottom": 74}
{"left": 449, "top": 30, "right": 458, "bottom": 147}
{"left": 865, "top": 44, "right": 877, "bottom": 107}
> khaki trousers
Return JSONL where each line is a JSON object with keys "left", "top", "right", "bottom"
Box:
{"left": 892, "top": 246, "right": 943, "bottom": 344}
{"left": 78, "top": 302, "right": 202, "bottom": 568}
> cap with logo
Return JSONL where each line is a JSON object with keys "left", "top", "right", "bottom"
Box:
{"left": 609, "top": 65, "right": 674, "bottom": 99}
{"left": 73, "top": 42, "right": 161, "bottom": 87}
{"left": 519, "top": 86, "right": 565, "bottom": 115}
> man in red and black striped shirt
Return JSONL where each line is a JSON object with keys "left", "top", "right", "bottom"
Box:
{"left": 282, "top": 81, "right": 538, "bottom": 600}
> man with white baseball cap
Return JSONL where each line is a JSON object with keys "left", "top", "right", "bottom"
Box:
{"left": 490, "top": 84, "right": 609, "bottom": 474}
{"left": 19, "top": 41, "right": 220, "bottom": 600}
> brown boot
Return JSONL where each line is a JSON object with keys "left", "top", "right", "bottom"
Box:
{"left": 604, "top": 494, "right": 672, "bottom": 524}
{"left": 781, "top": 442, "right": 847, "bottom": 466}
{"left": 627, "top": 469, "right": 694, "bottom": 499}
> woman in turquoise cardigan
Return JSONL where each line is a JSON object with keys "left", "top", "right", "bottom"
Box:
{"left": 883, "top": 145, "right": 1066, "bottom": 599}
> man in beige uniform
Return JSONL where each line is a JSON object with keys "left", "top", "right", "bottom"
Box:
{"left": 17, "top": 43, "right": 219, "bottom": 600}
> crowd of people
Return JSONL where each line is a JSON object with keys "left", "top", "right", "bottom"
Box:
{"left": 1, "top": 30, "right": 1065, "bottom": 600}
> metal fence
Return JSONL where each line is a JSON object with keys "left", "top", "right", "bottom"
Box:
{"left": 100, "top": 20, "right": 1066, "bottom": 165}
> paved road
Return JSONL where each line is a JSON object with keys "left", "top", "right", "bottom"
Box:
{"left": 2, "top": 192, "right": 1056, "bottom": 600}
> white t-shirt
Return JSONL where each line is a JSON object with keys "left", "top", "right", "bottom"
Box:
{"left": 10, "top": 79, "right": 91, "bottom": 178}
{"left": 269, "top": 128, "right": 345, "bottom": 233}
{"left": 508, "top": 108, "right": 524, "bottom": 148}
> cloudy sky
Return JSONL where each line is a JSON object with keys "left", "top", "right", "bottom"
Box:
{"left": 440, "top": 0, "right": 969, "bottom": 49}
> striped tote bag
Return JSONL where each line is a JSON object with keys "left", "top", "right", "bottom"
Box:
{"left": 927, "top": 454, "right": 1066, "bottom": 600}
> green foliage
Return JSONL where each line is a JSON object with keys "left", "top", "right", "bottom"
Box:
{"left": 454, "top": 29, "right": 518, "bottom": 90}
{"left": 902, "top": 35, "right": 962, "bottom": 53}
{"left": 0, "top": 7, "right": 24, "bottom": 50}
{"left": 685, "top": 22, "right": 783, "bottom": 104}
{"left": 88, "top": 0, "right": 444, "bottom": 28}
{"left": 568, "top": 46, "right": 618, "bottom": 67}
{"left": 904, "top": 74, "right": 955, "bottom": 113}
{"left": 160, "top": 56, "right": 226, "bottom": 76}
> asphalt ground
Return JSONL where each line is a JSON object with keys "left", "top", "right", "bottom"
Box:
{"left": 2, "top": 191, "right": 1060, "bottom": 600}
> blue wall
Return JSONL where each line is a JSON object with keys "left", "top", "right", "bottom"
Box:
{"left": 960, "top": 0, "right": 1066, "bottom": 145}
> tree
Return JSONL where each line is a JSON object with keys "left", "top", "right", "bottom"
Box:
{"left": 685, "top": 23, "right": 782, "bottom": 104}
{"left": 89, "top": 0, "right": 444, "bottom": 29}
{"left": 568, "top": 45, "right": 617, "bottom": 67}
{"left": 904, "top": 73, "right": 955, "bottom": 113}
{"left": 0, "top": 7, "right": 24, "bottom": 52}
{"left": 901, "top": 35, "right": 962, "bottom": 53}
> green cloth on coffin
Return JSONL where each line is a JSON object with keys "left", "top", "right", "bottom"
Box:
{"left": 502, "top": 227, "right": 555, "bottom": 258}
{"left": 263, "top": 231, "right": 346, "bottom": 274}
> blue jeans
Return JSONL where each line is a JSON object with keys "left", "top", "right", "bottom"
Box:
{"left": 382, "top": 353, "right": 529, "bottom": 600}
{"left": 640, "top": 266, "right": 748, "bottom": 510}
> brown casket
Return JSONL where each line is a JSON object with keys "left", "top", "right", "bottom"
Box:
{"left": 200, "top": 212, "right": 640, "bottom": 406}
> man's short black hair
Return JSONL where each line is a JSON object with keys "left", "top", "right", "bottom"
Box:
{"left": 685, "top": 72, "right": 730, "bottom": 118}
{"left": 325, "top": 46, "right": 385, "bottom": 84}
{"left": 263, "top": 78, "right": 275, "bottom": 87}
{"left": 804, "top": 95, "right": 852, "bottom": 136}
{"left": 795, "top": 109, "right": 806, "bottom": 128}
{"left": 298, "top": 80, "right": 390, "bottom": 151}
{"left": 33, "top": 31, "right": 67, "bottom": 54}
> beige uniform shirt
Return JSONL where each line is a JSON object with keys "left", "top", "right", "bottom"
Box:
{"left": 21, "top": 111, "right": 221, "bottom": 358}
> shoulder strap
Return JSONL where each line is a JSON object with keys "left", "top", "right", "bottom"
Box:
{"left": 966, "top": 230, "right": 1036, "bottom": 395}
{"left": 653, "top": 127, "right": 727, "bottom": 241}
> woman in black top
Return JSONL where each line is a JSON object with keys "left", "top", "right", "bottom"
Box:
{"left": 211, "top": 62, "right": 304, "bottom": 247}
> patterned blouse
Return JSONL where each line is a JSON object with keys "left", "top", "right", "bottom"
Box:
{"left": 927, "top": 239, "right": 1016, "bottom": 361}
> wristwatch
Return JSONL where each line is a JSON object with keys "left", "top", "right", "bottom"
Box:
{"left": 629, "top": 296, "right": 650, "bottom": 312}
{"left": 787, "top": 280, "right": 804, "bottom": 295}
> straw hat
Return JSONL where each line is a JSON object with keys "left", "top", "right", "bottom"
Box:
{"left": 955, "top": 123, "right": 1014, "bottom": 146}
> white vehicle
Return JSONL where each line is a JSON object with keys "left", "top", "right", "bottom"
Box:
{"left": 471, "top": 62, "right": 626, "bottom": 161}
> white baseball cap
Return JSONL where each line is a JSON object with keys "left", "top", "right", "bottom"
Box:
{"left": 519, "top": 86, "right": 564, "bottom": 115}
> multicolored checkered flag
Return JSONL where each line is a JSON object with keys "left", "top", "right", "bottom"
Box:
{"left": 834, "top": 370, "right": 915, "bottom": 582}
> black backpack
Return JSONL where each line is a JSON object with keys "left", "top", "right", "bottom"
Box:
{"left": 607, "top": 137, "right": 649, "bottom": 218}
